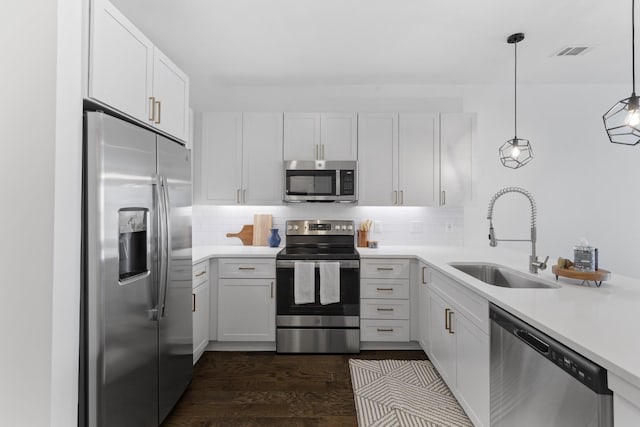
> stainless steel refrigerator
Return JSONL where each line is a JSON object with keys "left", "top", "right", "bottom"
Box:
{"left": 81, "top": 111, "right": 192, "bottom": 426}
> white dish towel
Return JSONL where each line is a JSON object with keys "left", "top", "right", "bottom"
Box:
{"left": 294, "top": 261, "right": 315, "bottom": 304}
{"left": 319, "top": 262, "right": 341, "bottom": 305}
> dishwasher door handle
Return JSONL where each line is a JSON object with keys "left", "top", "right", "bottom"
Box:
{"left": 515, "top": 328, "right": 550, "bottom": 355}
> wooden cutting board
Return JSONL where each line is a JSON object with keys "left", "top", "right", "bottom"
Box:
{"left": 252, "top": 214, "right": 272, "bottom": 246}
{"left": 226, "top": 225, "right": 253, "bottom": 246}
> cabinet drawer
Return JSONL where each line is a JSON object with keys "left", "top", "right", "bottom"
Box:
{"left": 361, "top": 319, "right": 410, "bottom": 341}
{"left": 361, "top": 299, "right": 410, "bottom": 320}
{"left": 192, "top": 261, "right": 209, "bottom": 288}
{"left": 170, "top": 260, "right": 192, "bottom": 281}
{"left": 361, "top": 278, "right": 410, "bottom": 299}
{"left": 431, "top": 270, "right": 489, "bottom": 334}
{"left": 361, "top": 259, "right": 410, "bottom": 279}
{"left": 218, "top": 258, "right": 275, "bottom": 278}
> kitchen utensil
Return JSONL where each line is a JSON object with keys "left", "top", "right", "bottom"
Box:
{"left": 226, "top": 225, "right": 254, "bottom": 245}
{"left": 253, "top": 214, "right": 273, "bottom": 246}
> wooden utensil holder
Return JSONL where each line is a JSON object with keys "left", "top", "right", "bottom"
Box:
{"left": 357, "top": 230, "right": 368, "bottom": 247}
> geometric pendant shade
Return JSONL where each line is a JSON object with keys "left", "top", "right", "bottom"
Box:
{"left": 603, "top": 0, "right": 640, "bottom": 145}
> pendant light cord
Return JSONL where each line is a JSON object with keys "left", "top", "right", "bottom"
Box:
{"left": 514, "top": 39, "right": 518, "bottom": 138}
{"left": 633, "top": 0, "right": 636, "bottom": 95}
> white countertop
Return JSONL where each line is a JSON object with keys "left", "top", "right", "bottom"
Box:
{"left": 193, "top": 245, "right": 281, "bottom": 264}
{"left": 193, "top": 243, "right": 640, "bottom": 391}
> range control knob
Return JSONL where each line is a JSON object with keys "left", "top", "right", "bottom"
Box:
{"left": 293, "top": 225, "right": 299, "bottom": 231}
{"left": 347, "top": 225, "right": 353, "bottom": 231}
{"left": 287, "top": 225, "right": 293, "bottom": 231}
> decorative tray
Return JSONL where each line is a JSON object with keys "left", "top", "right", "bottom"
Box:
{"left": 551, "top": 265, "right": 611, "bottom": 287}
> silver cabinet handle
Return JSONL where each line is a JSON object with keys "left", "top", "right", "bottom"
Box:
{"left": 377, "top": 267, "right": 394, "bottom": 271}
{"left": 315, "top": 144, "right": 319, "bottom": 159}
{"left": 400, "top": 190, "right": 404, "bottom": 205}
{"left": 376, "top": 307, "right": 394, "bottom": 312}
{"left": 238, "top": 267, "right": 256, "bottom": 270}
{"left": 441, "top": 190, "right": 446, "bottom": 206}
{"left": 192, "top": 293, "right": 196, "bottom": 312}
{"left": 155, "top": 100, "right": 161, "bottom": 124}
{"left": 377, "top": 328, "right": 394, "bottom": 332}
{"left": 148, "top": 97, "right": 156, "bottom": 122}
{"left": 422, "top": 266, "right": 427, "bottom": 284}
{"left": 243, "top": 189, "right": 247, "bottom": 204}
{"left": 195, "top": 270, "right": 206, "bottom": 277}
{"left": 376, "top": 287, "right": 394, "bottom": 291}
{"left": 236, "top": 189, "right": 241, "bottom": 204}
{"left": 445, "top": 308, "right": 455, "bottom": 334}
{"left": 392, "top": 190, "right": 397, "bottom": 205}
{"left": 321, "top": 144, "right": 325, "bottom": 160}
{"left": 270, "top": 281, "right": 274, "bottom": 298}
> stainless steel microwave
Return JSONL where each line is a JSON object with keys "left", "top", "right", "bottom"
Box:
{"left": 283, "top": 160, "right": 357, "bottom": 203}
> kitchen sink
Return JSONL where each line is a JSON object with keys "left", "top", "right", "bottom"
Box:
{"left": 449, "top": 262, "right": 559, "bottom": 289}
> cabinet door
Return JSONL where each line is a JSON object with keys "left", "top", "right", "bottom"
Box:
{"left": 398, "top": 114, "right": 438, "bottom": 206}
{"left": 418, "top": 262, "right": 430, "bottom": 351}
{"left": 456, "top": 317, "right": 490, "bottom": 427}
{"left": 242, "top": 113, "right": 284, "bottom": 205}
{"left": 152, "top": 47, "right": 189, "bottom": 141}
{"left": 218, "top": 279, "right": 275, "bottom": 341}
{"left": 440, "top": 113, "right": 475, "bottom": 207}
{"left": 201, "top": 112, "right": 243, "bottom": 204}
{"left": 429, "top": 290, "right": 456, "bottom": 386}
{"left": 320, "top": 113, "right": 358, "bottom": 160}
{"left": 283, "top": 113, "right": 321, "bottom": 160}
{"left": 90, "top": 0, "right": 153, "bottom": 123}
{"left": 192, "top": 282, "right": 210, "bottom": 364}
{"left": 358, "top": 113, "right": 398, "bottom": 206}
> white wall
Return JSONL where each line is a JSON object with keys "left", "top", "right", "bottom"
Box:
{"left": 0, "top": 1, "right": 57, "bottom": 424}
{"left": 460, "top": 83, "right": 637, "bottom": 277}
{"left": 0, "top": 1, "right": 82, "bottom": 426}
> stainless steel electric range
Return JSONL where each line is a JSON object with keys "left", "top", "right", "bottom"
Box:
{"left": 275, "top": 219, "right": 360, "bottom": 353}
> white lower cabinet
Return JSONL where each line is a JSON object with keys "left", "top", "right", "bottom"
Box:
{"left": 217, "top": 258, "right": 276, "bottom": 342}
{"left": 428, "top": 270, "right": 489, "bottom": 427}
{"left": 609, "top": 372, "right": 640, "bottom": 427}
{"left": 360, "top": 258, "right": 411, "bottom": 343}
{"left": 418, "top": 261, "right": 430, "bottom": 351}
{"left": 192, "top": 261, "right": 210, "bottom": 364}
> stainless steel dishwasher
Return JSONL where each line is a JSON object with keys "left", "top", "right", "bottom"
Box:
{"left": 490, "top": 304, "right": 613, "bottom": 427}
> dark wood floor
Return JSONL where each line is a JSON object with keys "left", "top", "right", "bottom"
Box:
{"left": 162, "top": 350, "right": 428, "bottom": 427}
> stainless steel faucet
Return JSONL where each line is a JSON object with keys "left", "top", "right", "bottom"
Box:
{"left": 487, "top": 187, "right": 548, "bottom": 274}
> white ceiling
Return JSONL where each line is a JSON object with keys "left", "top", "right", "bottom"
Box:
{"left": 110, "top": 0, "right": 632, "bottom": 102}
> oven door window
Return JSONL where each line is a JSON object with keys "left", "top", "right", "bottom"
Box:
{"left": 276, "top": 265, "right": 359, "bottom": 316}
{"left": 286, "top": 170, "right": 336, "bottom": 196}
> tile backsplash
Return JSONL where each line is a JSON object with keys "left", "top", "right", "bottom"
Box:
{"left": 193, "top": 204, "right": 464, "bottom": 247}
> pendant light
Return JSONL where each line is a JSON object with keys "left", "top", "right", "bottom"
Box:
{"left": 499, "top": 33, "right": 534, "bottom": 169}
{"left": 603, "top": 0, "right": 640, "bottom": 145}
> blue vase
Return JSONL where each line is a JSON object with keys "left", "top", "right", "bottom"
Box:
{"left": 268, "top": 228, "right": 281, "bottom": 247}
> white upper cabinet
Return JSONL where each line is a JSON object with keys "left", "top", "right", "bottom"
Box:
{"left": 398, "top": 113, "right": 438, "bottom": 206}
{"left": 89, "top": 0, "right": 190, "bottom": 141}
{"left": 283, "top": 113, "right": 320, "bottom": 160}
{"left": 283, "top": 112, "right": 357, "bottom": 160}
{"left": 152, "top": 47, "right": 190, "bottom": 141}
{"left": 200, "top": 112, "right": 283, "bottom": 205}
{"left": 440, "top": 113, "right": 475, "bottom": 207}
{"left": 201, "top": 112, "right": 243, "bottom": 204}
{"left": 357, "top": 113, "right": 398, "bottom": 206}
{"left": 242, "top": 113, "right": 284, "bottom": 205}
{"left": 359, "top": 112, "right": 474, "bottom": 207}
{"left": 89, "top": 0, "right": 153, "bottom": 122}
{"left": 320, "top": 113, "right": 358, "bottom": 160}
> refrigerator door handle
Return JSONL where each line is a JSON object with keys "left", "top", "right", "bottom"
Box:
{"left": 151, "top": 175, "right": 164, "bottom": 321}
{"left": 160, "top": 175, "right": 171, "bottom": 317}
{"left": 155, "top": 175, "right": 169, "bottom": 319}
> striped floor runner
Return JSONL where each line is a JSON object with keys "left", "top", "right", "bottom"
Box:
{"left": 349, "top": 359, "right": 473, "bottom": 427}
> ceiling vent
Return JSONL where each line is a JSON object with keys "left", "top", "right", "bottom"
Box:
{"left": 553, "top": 46, "right": 592, "bottom": 57}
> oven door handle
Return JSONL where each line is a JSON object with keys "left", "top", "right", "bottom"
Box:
{"left": 276, "top": 259, "right": 360, "bottom": 269}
